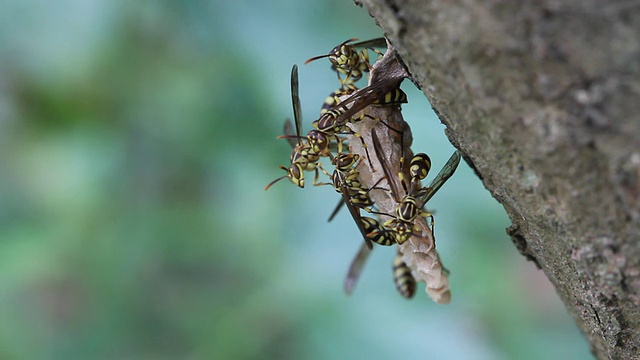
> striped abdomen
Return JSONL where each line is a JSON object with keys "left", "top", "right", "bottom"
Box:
{"left": 393, "top": 253, "right": 416, "bottom": 299}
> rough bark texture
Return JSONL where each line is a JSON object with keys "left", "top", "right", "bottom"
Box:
{"left": 354, "top": 0, "right": 640, "bottom": 358}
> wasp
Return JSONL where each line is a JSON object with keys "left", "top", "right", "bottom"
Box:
{"left": 335, "top": 166, "right": 396, "bottom": 249}
{"left": 305, "top": 38, "right": 386, "bottom": 86}
{"left": 328, "top": 43, "right": 411, "bottom": 129}
{"left": 306, "top": 40, "right": 408, "bottom": 167}
{"left": 266, "top": 65, "right": 353, "bottom": 190}
{"left": 282, "top": 73, "right": 379, "bottom": 171}
{"left": 317, "top": 145, "right": 365, "bottom": 196}
{"left": 370, "top": 128, "right": 461, "bottom": 244}
{"left": 266, "top": 64, "right": 403, "bottom": 190}
{"left": 317, "top": 139, "right": 384, "bottom": 209}
{"left": 265, "top": 65, "right": 325, "bottom": 190}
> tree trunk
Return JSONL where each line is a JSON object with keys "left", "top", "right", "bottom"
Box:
{"left": 354, "top": 0, "right": 640, "bottom": 358}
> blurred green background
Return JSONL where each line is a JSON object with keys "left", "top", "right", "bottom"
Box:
{"left": 0, "top": 1, "right": 591, "bottom": 359}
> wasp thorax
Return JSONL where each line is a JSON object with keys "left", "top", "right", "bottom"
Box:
{"left": 317, "top": 111, "right": 338, "bottom": 131}
{"left": 307, "top": 130, "right": 329, "bottom": 153}
{"left": 383, "top": 219, "right": 413, "bottom": 245}
{"left": 397, "top": 196, "right": 418, "bottom": 221}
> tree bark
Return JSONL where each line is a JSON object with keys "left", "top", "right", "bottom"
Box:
{"left": 354, "top": 0, "right": 640, "bottom": 358}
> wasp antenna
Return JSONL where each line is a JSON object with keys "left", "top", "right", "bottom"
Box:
{"left": 264, "top": 177, "right": 281, "bottom": 191}
{"left": 264, "top": 168, "right": 288, "bottom": 191}
{"left": 305, "top": 38, "right": 361, "bottom": 64}
{"left": 304, "top": 53, "right": 330, "bottom": 64}
{"left": 277, "top": 134, "right": 305, "bottom": 140}
{"left": 264, "top": 176, "right": 287, "bottom": 191}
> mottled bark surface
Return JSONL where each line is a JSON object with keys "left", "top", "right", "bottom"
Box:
{"left": 354, "top": 0, "right": 640, "bottom": 358}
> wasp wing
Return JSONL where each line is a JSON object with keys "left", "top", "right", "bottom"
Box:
{"left": 340, "top": 182, "right": 373, "bottom": 250}
{"left": 344, "top": 242, "right": 372, "bottom": 295}
{"left": 290, "top": 65, "right": 303, "bottom": 144}
{"left": 351, "top": 37, "right": 387, "bottom": 49}
{"left": 417, "top": 150, "right": 461, "bottom": 206}
{"left": 281, "top": 118, "right": 299, "bottom": 148}
{"left": 333, "top": 83, "right": 387, "bottom": 125}
{"left": 371, "top": 127, "right": 402, "bottom": 201}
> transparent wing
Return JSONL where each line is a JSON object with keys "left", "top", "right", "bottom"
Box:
{"left": 282, "top": 118, "right": 298, "bottom": 148}
{"left": 344, "top": 242, "right": 372, "bottom": 295}
{"left": 333, "top": 83, "right": 389, "bottom": 124}
{"left": 417, "top": 150, "right": 461, "bottom": 206}
{"left": 371, "top": 128, "right": 402, "bottom": 201}
{"left": 352, "top": 37, "right": 387, "bottom": 49}
{"left": 341, "top": 182, "right": 373, "bottom": 250}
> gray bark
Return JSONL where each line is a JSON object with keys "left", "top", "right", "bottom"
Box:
{"left": 354, "top": 0, "right": 640, "bottom": 358}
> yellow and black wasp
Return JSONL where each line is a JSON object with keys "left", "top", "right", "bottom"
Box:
{"left": 265, "top": 65, "right": 322, "bottom": 190}
{"left": 370, "top": 128, "right": 461, "bottom": 244}
{"left": 305, "top": 37, "right": 387, "bottom": 86}
{"left": 307, "top": 37, "right": 407, "bottom": 141}
{"left": 266, "top": 65, "right": 351, "bottom": 190}
{"left": 277, "top": 64, "right": 386, "bottom": 174}
{"left": 326, "top": 43, "right": 412, "bottom": 132}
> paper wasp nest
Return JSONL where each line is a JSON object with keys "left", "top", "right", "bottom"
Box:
{"left": 345, "top": 42, "right": 451, "bottom": 304}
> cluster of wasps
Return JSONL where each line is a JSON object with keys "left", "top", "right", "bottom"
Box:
{"left": 265, "top": 38, "right": 461, "bottom": 303}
